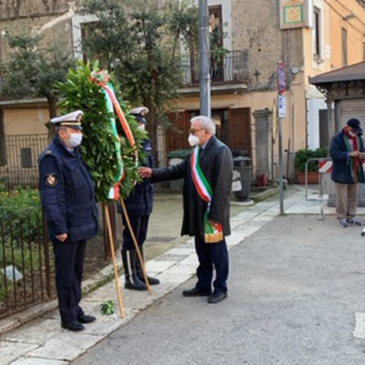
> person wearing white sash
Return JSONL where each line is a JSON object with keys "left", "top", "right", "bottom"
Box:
{"left": 139, "top": 116, "right": 233, "bottom": 304}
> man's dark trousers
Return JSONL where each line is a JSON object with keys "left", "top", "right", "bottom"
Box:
{"left": 194, "top": 236, "right": 229, "bottom": 293}
{"left": 52, "top": 239, "right": 87, "bottom": 323}
{"left": 122, "top": 215, "right": 150, "bottom": 250}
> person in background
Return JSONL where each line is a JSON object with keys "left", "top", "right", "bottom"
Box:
{"left": 38, "top": 111, "right": 99, "bottom": 331}
{"left": 330, "top": 118, "right": 365, "bottom": 228}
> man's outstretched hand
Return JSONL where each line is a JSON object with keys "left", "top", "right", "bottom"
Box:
{"left": 139, "top": 167, "right": 152, "bottom": 179}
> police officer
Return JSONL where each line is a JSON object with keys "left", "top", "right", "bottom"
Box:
{"left": 119, "top": 107, "right": 160, "bottom": 290}
{"left": 38, "top": 110, "right": 99, "bottom": 331}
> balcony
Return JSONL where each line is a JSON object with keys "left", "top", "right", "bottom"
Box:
{"left": 180, "top": 50, "right": 250, "bottom": 93}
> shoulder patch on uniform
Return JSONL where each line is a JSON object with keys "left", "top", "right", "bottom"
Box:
{"left": 46, "top": 150, "right": 52, "bottom": 155}
{"left": 45, "top": 173, "right": 58, "bottom": 187}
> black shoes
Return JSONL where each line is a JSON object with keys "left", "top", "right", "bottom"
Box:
{"left": 207, "top": 292, "right": 228, "bottom": 304}
{"left": 78, "top": 314, "right": 96, "bottom": 324}
{"left": 138, "top": 275, "right": 160, "bottom": 286}
{"left": 125, "top": 278, "right": 148, "bottom": 291}
{"left": 182, "top": 287, "right": 212, "bottom": 297}
{"left": 61, "top": 321, "right": 85, "bottom": 331}
{"left": 61, "top": 314, "right": 96, "bottom": 331}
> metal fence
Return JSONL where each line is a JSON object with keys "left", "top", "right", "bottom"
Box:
{"left": 304, "top": 158, "right": 365, "bottom": 220}
{"left": 0, "top": 134, "right": 48, "bottom": 188}
{"left": 181, "top": 50, "right": 250, "bottom": 86}
{"left": 0, "top": 208, "right": 54, "bottom": 319}
{"left": 0, "top": 199, "right": 122, "bottom": 319}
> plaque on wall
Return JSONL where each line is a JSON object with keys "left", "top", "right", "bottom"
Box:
{"left": 280, "top": 0, "right": 308, "bottom": 29}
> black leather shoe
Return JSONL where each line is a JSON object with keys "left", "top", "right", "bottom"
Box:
{"left": 182, "top": 287, "right": 212, "bottom": 297}
{"left": 138, "top": 275, "right": 160, "bottom": 286}
{"left": 61, "top": 321, "right": 85, "bottom": 331}
{"left": 78, "top": 314, "right": 96, "bottom": 324}
{"left": 125, "top": 277, "right": 148, "bottom": 291}
{"left": 207, "top": 292, "right": 228, "bottom": 304}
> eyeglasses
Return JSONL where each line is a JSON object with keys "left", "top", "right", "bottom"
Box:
{"left": 189, "top": 128, "right": 206, "bottom": 135}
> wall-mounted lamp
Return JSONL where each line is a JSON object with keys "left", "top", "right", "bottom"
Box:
{"left": 343, "top": 13, "right": 356, "bottom": 21}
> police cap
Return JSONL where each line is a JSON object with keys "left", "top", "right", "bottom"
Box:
{"left": 129, "top": 107, "right": 148, "bottom": 124}
{"left": 51, "top": 110, "right": 84, "bottom": 130}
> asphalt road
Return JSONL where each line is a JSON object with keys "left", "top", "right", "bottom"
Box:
{"left": 72, "top": 214, "right": 365, "bottom": 365}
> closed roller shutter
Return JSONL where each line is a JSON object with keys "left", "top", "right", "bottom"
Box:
{"left": 341, "top": 99, "right": 365, "bottom": 130}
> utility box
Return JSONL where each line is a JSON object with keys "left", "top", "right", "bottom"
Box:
{"left": 232, "top": 156, "right": 252, "bottom": 201}
{"left": 166, "top": 149, "right": 191, "bottom": 192}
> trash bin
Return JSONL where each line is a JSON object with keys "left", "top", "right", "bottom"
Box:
{"left": 166, "top": 149, "right": 191, "bottom": 192}
{"left": 232, "top": 156, "right": 252, "bottom": 201}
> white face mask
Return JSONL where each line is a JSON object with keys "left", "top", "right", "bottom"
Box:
{"left": 137, "top": 124, "right": 146, "bottom": 131}
{"left": 68, "top": 133, "right": 83, "bottom": 147}
{"left": 188, "top": 134, "right": 200, "bottom": 147}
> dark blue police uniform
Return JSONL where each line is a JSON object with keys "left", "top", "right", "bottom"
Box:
{"left": 38, "top": 135, "right": 99, "bottom": 324}
{"left": 119, "top": 137, "right": 159, "bottom": 290}
{"left": 122, "top": 138, "right": 154, "bottom": 249}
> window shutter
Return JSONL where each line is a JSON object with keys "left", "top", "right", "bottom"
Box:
{"left": 166, "top": 112, "right": 190, "bottom": 153}
{"left": 228, "top": 108, "right": 252, "bottom": 156}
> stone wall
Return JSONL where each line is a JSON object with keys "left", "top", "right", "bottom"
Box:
{"left": 230, "top": 0, "right": 303, "bottom": 90}
{"left": 0, "top": 1, "right": 83, "bottom": 63}
{"left": 0, "top": 0, "right": 81, "bottom": 20}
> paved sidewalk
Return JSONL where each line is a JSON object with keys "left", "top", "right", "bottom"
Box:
{"left": 0, "top": 186, "right": 362, "bottom": 365}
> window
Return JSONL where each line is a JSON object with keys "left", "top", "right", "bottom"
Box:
{"left": 21, "top": 148, "right": 32, "bottom": 168}
{"left": 209, "top": 6, "right": 223, "bottom": 48}
{"left": 313, "top": 7, "right": 321, "bottom": 59}
{"left": 209, "top": 6, "right": 224, "bottom": 81}
{"left": 342, "top": 28, "right": 348, "bottom": 66}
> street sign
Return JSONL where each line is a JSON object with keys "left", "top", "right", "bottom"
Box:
{"left": 278, "top": 61, "right": 286, "bottom": 94}
{"left": 278, "top": 95, "right": 286, "bottom": 118}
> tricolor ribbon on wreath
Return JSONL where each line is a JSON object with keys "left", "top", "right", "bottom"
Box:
{"left": 90, "top": 71, "right": 138, "bottom": 201}
{"left": 191, "top": 146, "right": 223, "bottom": 243}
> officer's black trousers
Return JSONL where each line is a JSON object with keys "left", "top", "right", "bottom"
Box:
{"left": 194, "top": 236, "right": 229, "bottom": 294}
{"left": 122, "top": 215, "right": 150, "bottom": 250}
{"left": 53, "top": 239, "right": 86, "bottom": 323}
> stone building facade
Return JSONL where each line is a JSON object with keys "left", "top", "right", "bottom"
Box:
{"left": 1, "top": 0, "right": 365, "bottom": 183}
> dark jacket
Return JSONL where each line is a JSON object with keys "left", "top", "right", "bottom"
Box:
{"left": 152, "top": 136, "right": 233, "bottom": 237}
{"left": 120, "top": 139, "right": 154, "bottom": 216}
{"left": 38, "top": 135, "right": 99, "bottom": 243}
{"left": 330, "top": 129, "right": 365, "bottom": 184}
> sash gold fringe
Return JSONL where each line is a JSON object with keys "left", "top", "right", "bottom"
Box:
{"left": 204, "top": 232, "right": 224, "bottom": 244}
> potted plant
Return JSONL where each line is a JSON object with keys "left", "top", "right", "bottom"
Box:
{"left": 294, "top": 147, "right": 329, "bottom": 184}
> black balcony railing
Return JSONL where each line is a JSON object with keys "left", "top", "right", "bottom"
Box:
{"left": 181, "top": 50, "right": 249, "bottom": 87}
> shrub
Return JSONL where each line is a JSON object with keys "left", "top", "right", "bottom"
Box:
{"left": 0, "top": 185, "right": 42, "bottom": 241}
{"left": 294, "top": 147, "right": 329, "bottom": 173}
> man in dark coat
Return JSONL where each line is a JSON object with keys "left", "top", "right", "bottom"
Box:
{"left": 38, "top": 110, "right": 99, "bottom": 331}
{"left": 119, "top": 107, "right": 159, "bottom": 291}
{"left": 139, "top": 115, "right": 233, "bottom": 304}
{"left": 330, "top": 118, "right": 365, "bottom": 228}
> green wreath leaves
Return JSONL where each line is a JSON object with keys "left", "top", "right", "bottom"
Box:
{"left": 57, "top": 61, "right": 146, "bottom": 203}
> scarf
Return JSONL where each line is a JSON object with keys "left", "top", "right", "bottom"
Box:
{"left": 191, "top": 146, "right": 223, "bottom": 243}
{"left": 344, "top": 126, "right": 360, "bottom": 174}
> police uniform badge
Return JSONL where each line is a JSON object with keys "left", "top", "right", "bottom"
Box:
{"left": 45, "top": 173, "right": 58, "bottom": 187}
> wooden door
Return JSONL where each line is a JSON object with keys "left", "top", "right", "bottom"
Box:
{"left": 228, "top": 108, "right": 251, "bottom": 156}
{"left": 165, "top": 112, "right": 190, "bottom": 153}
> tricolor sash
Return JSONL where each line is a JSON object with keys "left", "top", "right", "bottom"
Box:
{"left": 191, "top": 146, "right": 223, "bottom": 243}
{"left": 91, "top": 71, "right": 138, "bottom": 201}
